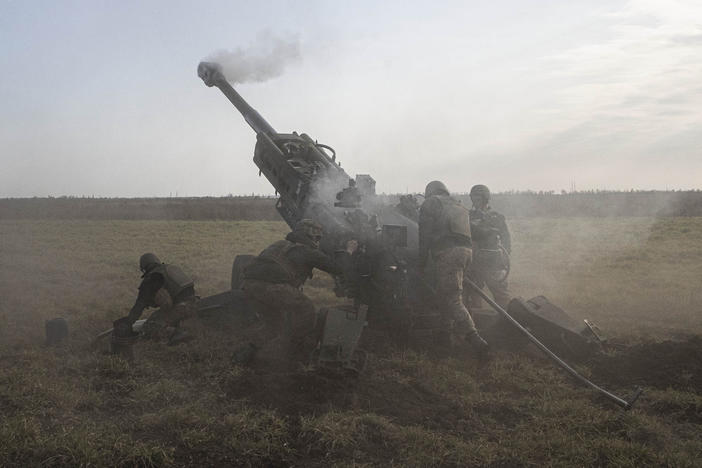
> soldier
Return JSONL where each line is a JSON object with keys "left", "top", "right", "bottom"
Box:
{"left": 419, "top": 180, "right": 488, "bottom": 352}
{"left": 467, "top": 184, "right": 512, "bottom": 309}
{"left": 111, "top": 253, "right": 197, "bottom": 356}
{"left": 396, "top": 194, "right": 420, "bottom": 221}
{"left": 239, "top": 219, "right": 355, "bottom": 365}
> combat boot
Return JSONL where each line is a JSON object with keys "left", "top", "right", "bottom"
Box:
{"left": 466, "top": 330, "right": 489, "bottom": 355}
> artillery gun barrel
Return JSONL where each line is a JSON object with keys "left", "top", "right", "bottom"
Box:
{"left": 197, "top": 61, "right": 276, "bottom": 136}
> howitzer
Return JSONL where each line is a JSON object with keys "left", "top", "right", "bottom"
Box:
{"left": 198, "top": 61, "right": 420, "bottom": 318}
{"left": 196, "top": 62, "right": 629, "bottom": 387}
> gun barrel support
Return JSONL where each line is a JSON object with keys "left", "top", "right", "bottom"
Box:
{"left": 465, "top": 279, "right": 643, "bottom": 410}
{"left": 198, "top": 61, "right": 276, "bottom": 136}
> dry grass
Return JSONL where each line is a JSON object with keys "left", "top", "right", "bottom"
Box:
{"left": 1, "top": 218, "right": 701, "bottom": 466}
{"left": 509, "top": 217, "right": 702, "bottom": 338}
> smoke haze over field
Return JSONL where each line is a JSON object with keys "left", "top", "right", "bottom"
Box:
{"left": 1, "top": 0, "right": 701, "bottom": 197}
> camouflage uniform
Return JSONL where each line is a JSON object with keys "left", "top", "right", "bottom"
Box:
{"left": 419, "top": 181, "right": 478, "bottom": 337}
{"left": 467, "top": 185, "right": 512, "bottom": 310}
{"left": 132, "top": 263, "right": 197, "bottom": 337}
{"left": 112, "top": 254, "right": 197, "bottom": 355}
{"left": 241, "top": 220, "right": 345, "bottom": 363}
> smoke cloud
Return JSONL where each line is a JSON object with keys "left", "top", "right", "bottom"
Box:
{"left": 205, "top": 32, "right": 301, "bottom": 84}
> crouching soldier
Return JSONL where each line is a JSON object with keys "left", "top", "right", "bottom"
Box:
{"left": 111, "top": 253, "right": 197, "bottom": 356}
{"left": 467, "top": 184, "right": 512, "bottom": 309}
{"left": 419, "top": 180, "right": 489, "bottom": 353}
{"left": 239, "top": 219, "right": 354, "bottom": 366}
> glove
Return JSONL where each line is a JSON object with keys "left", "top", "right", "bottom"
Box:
{"left": 113, "top": 317, "right": 138, "bottom": 338}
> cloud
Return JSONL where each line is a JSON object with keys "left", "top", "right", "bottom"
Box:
{"left": 528, "top": 0, "right": 702, "bottom": 167}
{"left": 668, "top": 31, "right": 702, "bottom": 45}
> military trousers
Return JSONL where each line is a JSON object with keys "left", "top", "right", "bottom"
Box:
{"left": 143, "top": 297, "right": 198, "bottom": 339}
{"left": 433, "top": 246, "right": 477, "bottom": 334}
{"left": 241, "top": 279, "right": 319, "bottom": 362}
{"left": 467, "top": 272, "right": 511, "bottom": 310}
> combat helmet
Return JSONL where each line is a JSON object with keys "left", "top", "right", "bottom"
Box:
{"left": 139, "top": 253, "right": 161, "bottom": 273}
{"left": 424, "top": 180, "right": 449, "bottom": 198}
{"left": 470, "top": 184, "right": 491, "bottom": 206}
{"left": 294, "top": 219, "right": 324, "bottom": 248}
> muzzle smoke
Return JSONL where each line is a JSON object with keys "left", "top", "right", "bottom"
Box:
{"left": 204, "top": 32, "right": 301, "bottom": 84}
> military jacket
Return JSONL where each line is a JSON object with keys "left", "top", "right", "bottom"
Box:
{"left": 419, "top": 194, "right": 472, "bottom": 262}
{"left": 469, "top": 207, "right": 511, "bottom": 254}
{"left": 137, "top": 264, "right": 195, "bottom": 307}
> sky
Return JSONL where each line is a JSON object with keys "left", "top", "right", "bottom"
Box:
{"left": 1, "top": 0, "right": 701, "bottom": 197}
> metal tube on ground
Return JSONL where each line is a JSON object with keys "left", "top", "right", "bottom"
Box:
{"left": 465, "top": 278, "right": 643, "bottom": 410}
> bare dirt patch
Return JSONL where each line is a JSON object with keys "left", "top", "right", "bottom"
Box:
{"left": 589, "top": 336, "right": 702, "bottom": 392}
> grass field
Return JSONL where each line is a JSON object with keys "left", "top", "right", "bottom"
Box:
{"left": 1, "top": 218, "right": 701, "bottom": 466}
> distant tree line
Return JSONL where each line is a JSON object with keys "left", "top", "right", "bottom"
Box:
{"left": 0, "top": 196, "right": 280, "bottom": 220}
{"left": 478, "top": 190, "right": 702, "bottom": 217}
{"left": 1, "top": 190, "right": 701, "bottom": 220}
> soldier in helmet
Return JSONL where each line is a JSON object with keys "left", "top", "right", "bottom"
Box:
{"left": 111, "top": 253, "right": 197, "bottom": 356}
{"left": 467, "top": 184, "right": 512, "bottom": 309}
{"left": 419, "top": 181, "right": 489, "bottom": 353}
{"left": 239, "top": 219, "right": 356, "bottom": 365}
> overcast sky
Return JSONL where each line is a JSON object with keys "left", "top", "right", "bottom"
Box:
{"left": 1, "top": 0, "right": 701, "bottom": 197}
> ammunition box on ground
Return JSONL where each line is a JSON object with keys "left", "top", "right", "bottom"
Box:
{"left": 506, "top": 296, "right": 602, "bottom": 360}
